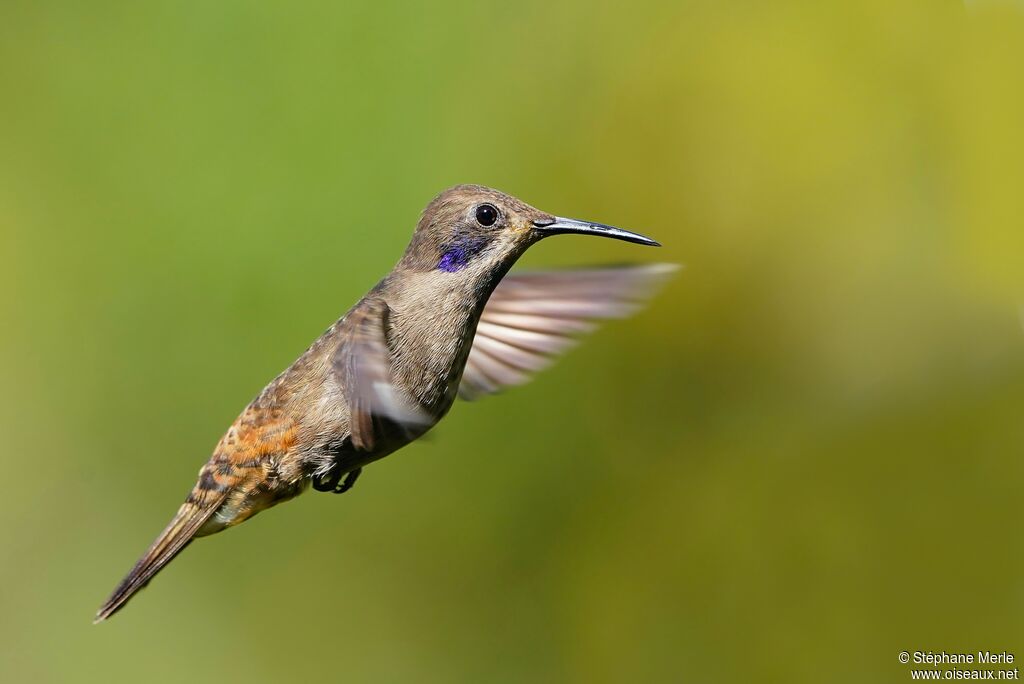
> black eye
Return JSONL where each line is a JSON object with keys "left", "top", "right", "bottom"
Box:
{"left": 475, "top": 203, "right": 498, "bottom": 226}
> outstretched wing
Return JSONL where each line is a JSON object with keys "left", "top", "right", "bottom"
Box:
{"left": 458, "top": 263, "right": 678, "bottom": 400}
{"left": 332, "top": 297, "right": 430, "bottom": 450}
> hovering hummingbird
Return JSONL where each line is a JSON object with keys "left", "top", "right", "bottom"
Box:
{"left": 95, "top": 184, "right": 675, "bottom": 622}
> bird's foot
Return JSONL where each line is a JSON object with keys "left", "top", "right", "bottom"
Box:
{"left": 334, "top": 467, "right": 361, "bottom": 494}
{"left": 311, "top": 466, "right": 362, "bottom": 494}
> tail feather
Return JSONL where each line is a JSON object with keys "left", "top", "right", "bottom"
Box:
{"left": 94, "top": 499, "right": 223, "bottom": 623}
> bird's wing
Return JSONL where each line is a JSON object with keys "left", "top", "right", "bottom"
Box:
{"left": 333, "top": 297, "right": 430, "bottom": 450}
{"left": 458, "top": 263, "right": 678, "bottom": 400}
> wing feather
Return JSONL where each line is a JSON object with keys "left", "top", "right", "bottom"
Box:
{"left": 333, "top": 298, "right": 430, "bottom": 450}
{"left": 458, "top": 263, "right": 678, "bottom": 400}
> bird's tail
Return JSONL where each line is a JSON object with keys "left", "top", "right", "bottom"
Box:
{"left": 94, "top": 497, "right": 223, "bottom": 623}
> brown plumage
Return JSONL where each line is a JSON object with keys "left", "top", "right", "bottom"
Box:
{"left": 95, "top": 185, "right": 676, "bottom": 622}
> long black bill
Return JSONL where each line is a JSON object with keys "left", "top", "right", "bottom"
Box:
{"left": 532, "top": 216, "right": 660, "bottom": 246}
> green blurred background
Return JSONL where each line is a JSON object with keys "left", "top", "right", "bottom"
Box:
{"left": 2, "top": 1, "right": 1023, "bottom": 682}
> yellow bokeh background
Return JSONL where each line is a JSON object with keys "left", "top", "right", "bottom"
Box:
{"left": 1, "top": 1, "right": 1022, "bottom": 682}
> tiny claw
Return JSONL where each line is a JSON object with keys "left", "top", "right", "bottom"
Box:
{"left": 311, "top": 470, "right": 341, "bottom": 492}
{"left": 333, "top": 468, "right": 362, "bottom": 494}
{"left": 311, "top": 466, "right": 361, "bottom": 494}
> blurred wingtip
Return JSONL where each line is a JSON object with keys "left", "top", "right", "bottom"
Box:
{"left": 457, "top": 262, "right": 681, "bottom": 399}
{"left": 639, "top": 262, "right": 683, "bottom": 275}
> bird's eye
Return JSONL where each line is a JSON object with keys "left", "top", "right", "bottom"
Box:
{"left": 475, "top": 204, "right": 498, "bottom": 226}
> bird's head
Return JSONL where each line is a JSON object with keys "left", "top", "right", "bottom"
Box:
{"left": 397, "top": 184, "right": 659, "bottom": 278}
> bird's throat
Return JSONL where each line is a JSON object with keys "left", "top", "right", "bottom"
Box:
{"left": 381, "top": 268, "right": 499, "bottom": 416}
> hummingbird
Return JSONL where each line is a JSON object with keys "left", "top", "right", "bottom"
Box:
{"left": 95, "top": 184, "right": 675, "bottom": 622}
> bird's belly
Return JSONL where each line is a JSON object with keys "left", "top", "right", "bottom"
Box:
{"left": 306, "top": 417, "right": 433, "bottom": 478}
{"left": 196, "top": 475, "right": 309, "bottom": 537}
